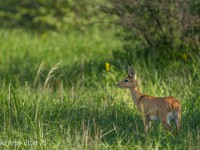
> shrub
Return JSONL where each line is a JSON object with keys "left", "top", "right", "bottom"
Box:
{"left": 103, "top": 0, "right": 200, "bottom": 62}
{"left": 0, "top": 0, "right": 106, "bottom": 32}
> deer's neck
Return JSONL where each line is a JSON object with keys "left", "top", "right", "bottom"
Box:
{"left": 129, "top": 81, "right": 143, "bottom": 107}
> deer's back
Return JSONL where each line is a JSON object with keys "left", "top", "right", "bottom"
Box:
{"left": 140, "top": 96, "right": 181, "bottom": 114}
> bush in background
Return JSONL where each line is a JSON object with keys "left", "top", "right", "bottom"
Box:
{"left": 0, "top": 0, "right": 108, "bottom": 32}
{"left": 103, "top": 0, "right": 200, "bottom": 63}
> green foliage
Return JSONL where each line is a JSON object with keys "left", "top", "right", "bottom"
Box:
{"left": 104, "top": 0, "right": 200, "bottom": 62}
{"left": 1, "top": 0, "right": 200, "bottom": 63}
{"left": 189, "top": 0, "right": 200, "bottom": 16}
{"left": 0, "top": 0, "right": 108, "bottom": 31}
{"left": 187, "top": 0, "right": 200, "bottom": 39}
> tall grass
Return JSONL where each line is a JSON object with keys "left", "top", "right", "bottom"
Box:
{"left": 0, "top": 28, "right": 199, "bottom": 149}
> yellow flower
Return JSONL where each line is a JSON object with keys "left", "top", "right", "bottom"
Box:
{"left": 182, "top": 54, "right": 188, "bottom": 61}
{"left": 105, "top": 62, "right": 110, "bottom": 72}
{"left": 41, "top": 32, "right": 47, "bottom": 40}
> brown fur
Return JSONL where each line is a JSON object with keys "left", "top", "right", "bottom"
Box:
{"left": 117, "top": 66, "right": 181, "bottom": 134}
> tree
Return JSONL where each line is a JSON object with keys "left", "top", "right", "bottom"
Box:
{"left": 103, "top": 0, "right": 200, "bottom": 62}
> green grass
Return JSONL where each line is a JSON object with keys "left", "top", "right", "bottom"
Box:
{"left": 0, "top": 28, "right": 200, "bottom": 149}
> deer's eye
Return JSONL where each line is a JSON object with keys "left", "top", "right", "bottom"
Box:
{"left": 124, "top": 79, "right": 128, "bottom": 82}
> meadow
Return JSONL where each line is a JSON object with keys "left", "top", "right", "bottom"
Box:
{"left": 0, "top": 28, "right": 200, "bottom": 150}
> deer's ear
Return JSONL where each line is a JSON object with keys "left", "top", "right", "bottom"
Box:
{"left": 128, "top": 66, "right": 134, "bottom": 78}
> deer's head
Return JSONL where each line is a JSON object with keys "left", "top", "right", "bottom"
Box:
{"left": 117, "top": 66, "right": 137, "bottom": 88}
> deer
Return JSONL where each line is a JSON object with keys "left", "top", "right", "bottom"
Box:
{"left": 117, "top": 66, "right": 181, "bottom": 135}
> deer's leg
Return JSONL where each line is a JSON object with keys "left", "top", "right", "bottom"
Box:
{"left": 173, "top": 120, "right": 180, "bottom": 135}
{"left": 161, "top": 120, "right": 172, "bottom": 132}
{"left": 173, "top": 111, "right": 181, "bottom": 134}
{"left": 143, "top": 116, "right": 150, "bottom": 133}
{"left": 147, "top": 120, "right": 151, "bottom": 130}
{"left": 159, "top": 113, "right": 173, "bottom": 132}
{"left": 173, "top": 117, "right": 180, "bottom": 132}
{"left": 176, "top": 122, "right": 181, "bottom": 132}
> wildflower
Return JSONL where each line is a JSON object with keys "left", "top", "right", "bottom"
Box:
{"left": 182, "top": 54, "right": 188, "bottom": 61}
{"left": 105, "top": 62, "right": 110, "bottom": 72}
{"left": 41, "top": 32, "right": 47, "bottom": 40}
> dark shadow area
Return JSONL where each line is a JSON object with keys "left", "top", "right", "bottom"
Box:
{"left": 1, "top": 51, "right": 129, "bottom": 87}
{"left": 1, "top": 49, "right": 197, "bottom": 89}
